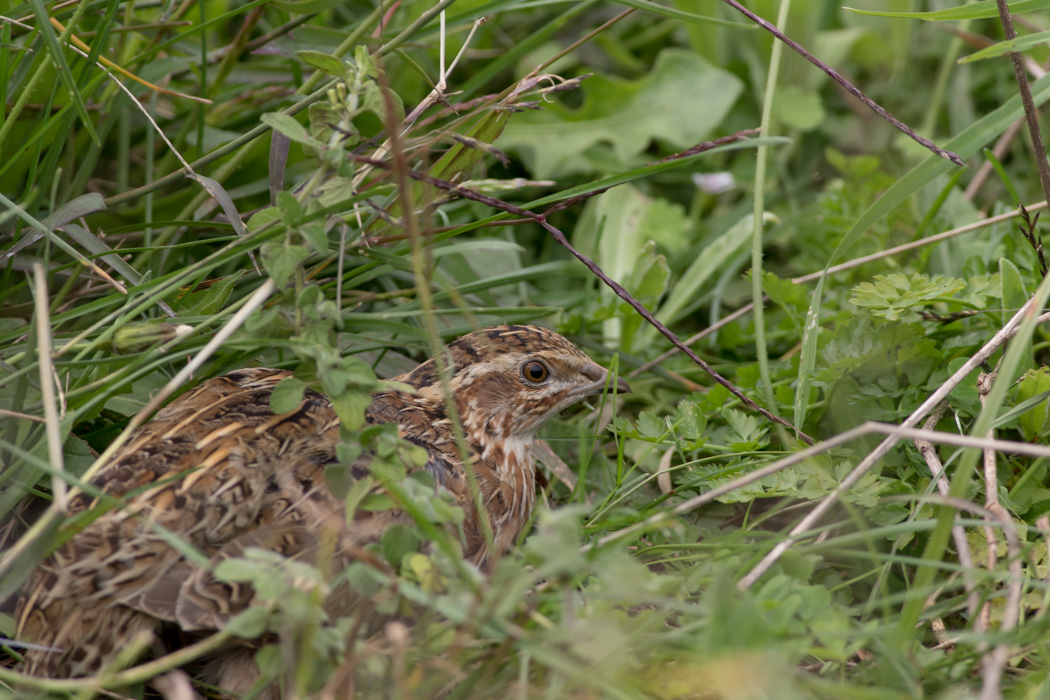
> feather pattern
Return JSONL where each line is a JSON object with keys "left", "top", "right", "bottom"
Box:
{"left": 15, "top": 325, "right": 627, "bottom": 688}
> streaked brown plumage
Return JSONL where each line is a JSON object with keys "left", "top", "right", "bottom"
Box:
{"left": 15, "top": 325, "right": 627, "bottom": 691}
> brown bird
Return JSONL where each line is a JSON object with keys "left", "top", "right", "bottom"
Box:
{"left": 15, "top": 325, "right": 627, "bottom": 693}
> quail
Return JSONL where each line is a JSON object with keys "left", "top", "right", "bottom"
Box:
{"left": 14, "top": 325, "right": 628, "bottom": 692}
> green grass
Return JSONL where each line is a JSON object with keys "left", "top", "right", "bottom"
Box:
{"left": 5, "top": 0, "right": 1050, "bottom": 697}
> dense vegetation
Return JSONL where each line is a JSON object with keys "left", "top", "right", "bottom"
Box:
{"left": 4, "top": 0, "right": 1050, "bottom": 697}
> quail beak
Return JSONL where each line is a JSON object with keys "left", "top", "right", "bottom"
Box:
{"left": 568, "top": 364, "right": 632, "bottom": 398}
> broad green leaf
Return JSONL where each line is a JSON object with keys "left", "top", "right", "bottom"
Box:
{"left": 261, "top": 112, "right": 323, "bottom": 148}
{"left": 261, "top": 241, "right": 310, "bottom": 287}
{"left": 330, "top": 390, "right": 372, "bottom": 430}
{"left": 270, "top": 376, "right": 306, "bottom": 414}
{"left": 772, "top": 85, "right": 826, "bottom": 132}
{"left": 300, "top": 223, "right": 329, "bottom": 255}
{"left": 381, "top": 524, "right": 422, "bottom": 567}
{"left": 276, "top": 190, "right": 303, "bottom": 225}
{"left": 1017, "top": 367, "right": 1050, "bottom": 440}
{"left": 296, "top": 50, "right": 347, "bottom": 77}
{"left": 1000, "top": 258, "right": 1029, "bottom": 325}
{"left": 576, "top": 185, "right": 650, "bottom": 348}
{"left": 498, "top": 49, "right": 743, "bottom": 178}
{"left": 224, "top": 607, "right": 271, "bottom": 638}
{"left": 621, "top": 241, "right": 670, "bottom": 353}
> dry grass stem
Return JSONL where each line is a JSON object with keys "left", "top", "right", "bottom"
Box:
{"left": 32, "top": 264, "right": 67, "bottom": 513}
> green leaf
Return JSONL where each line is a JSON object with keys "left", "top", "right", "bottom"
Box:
{"left": 26, "top": 1, "right": 99, "bottom": 147}
{"left": 999, "top": 258, "right": 1029, "bottom": 325}
{"left": 845, "top": 0, "right": 1050, "bottom": 21}
{"left": 849, "top": 273, "right": 966, "bottom": 321}
{"left": 381, "top": 524, "right": 422, "bottom": 567}
{"left": 330, "top": 390, "right": 372, "bottom": 430}
{"left": 796, "top": 57, "right": 1050, "bottom": 435}
{"left": 621, "top": 240, "right": 670, "bottom": 353}
{"left": 261, "top": 113, "right": 323, "bottom": 148}
{"left": 248, "top": 206, "right": 282, "bottom": 234}
{"left": 261, "top": 241, "right": 310, "bottom": 287}
{"left": 296, "top": 50, "right": 346, "bottom": 77}
{"left": 771, "top": 84, "right": 826, "bottom": 131}
{"left": 270, "top": 376, "right": 306, "bottom": 415}
{"left": 175, "top": 271, "right": 245, "bottom": 317}
{"left": 1017, "top": 367, "right": 1050, "bottom": 440}
{"left": 225, "top": 607, "right": 271, "bottom": 638}
{"left": 498, "top": 49, "right": 743, "bottom": 178}
{"left": 300, "top": 223, "right": 329, "bottom": 255}
{"left": 656, "top": 212, "right": 773, "bottom": 327}
{"left": 612, "top": 0, "right": 750, "bottom": 27}
{"left": 960, "top": 29, "right": 1050, "bottom": 63}
{"left": 276, "top": 190, "right": 303, "bottom": 225}
{"left": 343, "top": 474, "right": 375, "bottom": 519}
{"left": 762, "top": 272, "right": 808, "bottom": 313}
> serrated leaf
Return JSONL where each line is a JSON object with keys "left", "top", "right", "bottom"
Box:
{"left": 763, "top": 271, "right": 808, "bottom": 312}
{"left": 636, "top": 412, "right": 666, "bottom": 440}
{"left": 849, "top": 273, "right": 966, "bottom": 321}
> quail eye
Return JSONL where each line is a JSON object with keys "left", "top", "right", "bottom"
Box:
{"left": 521, "top": 360, "right": 550, "bottom": 384}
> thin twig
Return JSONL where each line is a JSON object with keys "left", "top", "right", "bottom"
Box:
{"left": 977, "top": 370, "right": 999, "bottom": 647}
{"left": 995, "top": 0, "right": 1050, "bottom": 207}
{"left": 350, "top": 151, "right": 811, "bottom": 443}
{"left": 721, "top": 0, "right": 962, "bottom": 165}
{"left": 914, "top": 402, "right": 979, "bottom": 619}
